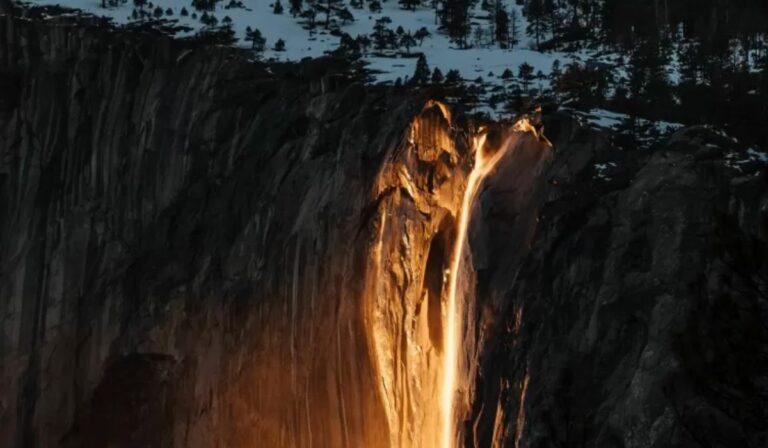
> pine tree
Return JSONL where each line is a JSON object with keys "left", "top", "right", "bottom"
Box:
{"left": 431, "top": 67, "right": 444, "bottom": 83}
{"left": 473, "top": 25, "right": 486, "bottom": 47}
{"left": 273, "top": 0, "right": 284, "bottom": 14}
{"left": 274, "top": 38, "right": 286, "bottom": 51}
{"left": 312, "top": 0, "right": 351, "bottom": 29}
{"left": 518, "top": 62, "right": 535, "bottom": 92}
{"left": 549, "top": 59, "right": 561, "bottom": 83}
{"left": 494, "top": 1, "right": 509, "bottom": 48}
{"left": 356, "top": 34, "right": 372, "bottom": 54}
{"left": 338, "top": 7, "right": 354, "bottom": 24}
{"left": 440, "top": 0, "right": 471, "bottom": 47}
{"left": 373, "top": 17, "right": 394, "bottom": 49}
{"left": 445, "top": 69, "right": 462, "bottom": 84}
{"left": 338, "top": 33, "right": 362, "bottom": 58}
{"left": 509, "top": 8, "right": 520, "bottom": 48}
{"left": 400, "top": 32, "right": 417, "bottom": 53}
{"left": 544, "top": 0, "right": 559, "bottom": 42}
{"left": 300, "top": 8, "right": 317, "bottom": 29}
{"left": 245, "top": 26, "right": 267, "bottom": 53}
{"left": 411, "top": 54, "right": 431, "bottom": 85}
{"left": 526, "top": 0, "right": 549, "bottom": 49}
{"left": 414, "top": 27, "right": 431, "bottom": 45}
{"left": 290, "top": 0, "right": 302, "bottom": 16}
{"left": 200, "top": 12, "right": 218, "bottom": 27}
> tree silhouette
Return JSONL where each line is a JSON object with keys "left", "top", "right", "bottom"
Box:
{"left": 245, "top": 26, "right": 267, "bottom": 54}
{"left": 411, "top": 54, "right": 431, "bottom": 85}
{"left": 518, "top": 62, "right": 534, "bottom": 92}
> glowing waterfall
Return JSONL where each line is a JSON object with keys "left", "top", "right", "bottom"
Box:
{"left": 440, "top": 119, "right": 540, "bottom": 448}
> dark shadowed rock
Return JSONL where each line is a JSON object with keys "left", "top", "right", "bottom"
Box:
{"left": 468, "top": 114, "right": 768, "bottom": 448}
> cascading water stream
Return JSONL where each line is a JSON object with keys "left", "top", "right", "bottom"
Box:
{"left": 440, "top": 119, "right": 541, "bottom": 448}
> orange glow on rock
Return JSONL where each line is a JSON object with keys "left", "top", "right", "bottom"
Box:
{"left": 440, "top": 115, "right": 543, "bottom": 448}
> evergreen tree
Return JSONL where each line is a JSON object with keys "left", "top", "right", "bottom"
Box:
{"left": 338, "top": 7, "right": 354, "bottom": 24}
{"left": 273, "top": 0, "right": 284, "bottom": 14}
{"left": 509, "top": 8, "right": 520, "bottom": 48}
{"left": 356, "top": 34, "right": 372, "bottom": 54}
{"left": 473, "top": 24, "right": 487, "bottom": 47}
{"left": 411, "top": 54, "right": 431, "bottom": 85}
{"left": 200, "top": 12, "right": 218, "bottom": 27}
{"left": 338, "top": 33, "right": 362, "bottom": 58}
{"left": 307, "top": 0, "right": 355, "bottom": 29}
{"left": 373, "top": 17, "right": 395, "bottom": 49}
{"left": 245, "top": 26, "right": 267, "bottom": 53}
{"left": 400, "top": 32, "right": 417, "bottom": 53}
{"left": 525, "top": 0, "right": 550, "bottom": 49}
{"left": 414, "top": 27, "right": 431, "bottom": 45}
{"left": 445, "top": 69, "right": 462, "bottom": 84}
{"left": 544, "top": 0, "right": 559, "bottom": 42}
{"left": 313, "top": 0, "right": 346, "bottom": 28}
{"left": 431, "top": 67, "right": 444, "bottom": 83}
{"left": 440, "top": 0, "right": 471, "bottom": 47}
{"left": 300, "top": 8, "right": 317, "bottom": 29}
{"left": 274, "top": 38, "right": 286, "bottom": 51}
{"left": 549, "top": 59, "right": 561, "bottom": 83}
{"left": 494, "top": 1, "right": 509, "bottom": 48}
{"left": 290, "top": 0, "right": 302, "bottom": 16}
{"left": 518, "top": 62, "right": 535, "bottom": 92}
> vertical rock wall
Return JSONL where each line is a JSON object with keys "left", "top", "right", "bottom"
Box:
{"left": 3, "top": 10, "right": 765, "bottom": 448}
{"left": 0, "top": 13, "right": 425, "bottom": 448}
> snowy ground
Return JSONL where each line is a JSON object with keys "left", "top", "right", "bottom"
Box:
{"left": 24, "top": 0, "right": 588, "bottom": 93}
{"left": 25, "top": 0, "right": 753, "bottom": 136}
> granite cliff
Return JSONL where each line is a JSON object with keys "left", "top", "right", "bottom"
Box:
{"left": 1, "top": 8, "right": 766, "bottom": 448}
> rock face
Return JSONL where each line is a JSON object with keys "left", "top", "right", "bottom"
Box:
{"left": 1, "top": 10, "right": 767, "bottom": 448}
{"left": 0, "top": 12, "right": 418, "bottom": 448}
{"left": 468, "top": 120, "right": 768, "bottom": 448}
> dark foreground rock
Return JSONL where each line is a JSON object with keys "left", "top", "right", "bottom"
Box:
{"left": 1, "top": 9, "right": 766, "bottom": 448}
{"left": 468, "top": 120, "right": 768, "bottom": 448}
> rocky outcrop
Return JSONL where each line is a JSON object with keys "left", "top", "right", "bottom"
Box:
{"left": 1, "top": 9, "right": 766, "bottom": 448}
{"left": 468, "top": 120, "right": 768, "bottom": 447}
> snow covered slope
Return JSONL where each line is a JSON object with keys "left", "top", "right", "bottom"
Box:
{"left": 23, "top": 0, "right": 583, "bottom": 95}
